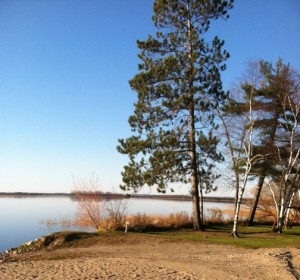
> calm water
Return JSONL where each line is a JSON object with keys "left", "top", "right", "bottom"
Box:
{"left": 0, "top": 196, "right": 232, "bottom": 252}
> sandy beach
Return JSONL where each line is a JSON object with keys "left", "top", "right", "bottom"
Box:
{"left": 0, "top": 234, "right": 299, "bottom": 280}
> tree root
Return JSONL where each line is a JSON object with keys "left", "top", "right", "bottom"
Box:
{"left": 231, "top": 231, "right": 240, "bottom": 238}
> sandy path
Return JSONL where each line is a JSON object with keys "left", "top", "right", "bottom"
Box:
{"left": 0, "top": 238, "right": 299, "bottom": 279}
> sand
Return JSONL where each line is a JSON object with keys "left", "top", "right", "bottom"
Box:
{"left": 0, "top": 235, "right": 299, "bottom": 279}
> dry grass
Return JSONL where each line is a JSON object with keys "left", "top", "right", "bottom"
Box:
{"left": 40, "top": 217, "right": 74, "bottom": 228}
{"left": 43, "top": 205, "right": 300, "bottom": 233}
{"left": 126, "top": 211, "right": 192, "bottom": 231}
{"left": 222, "top": 207, "right": 249, "bottom": 223}
{"left": 43, "top": 211, "right": 193, "bottom": 231}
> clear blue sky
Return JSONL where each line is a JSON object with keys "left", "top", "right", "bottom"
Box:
{"left": 0, "top": 0, "right": 299, "bottom": 194}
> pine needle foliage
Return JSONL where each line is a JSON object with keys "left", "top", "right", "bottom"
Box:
{"left": 117, "top": 0, "right": 234, "bottom": 229}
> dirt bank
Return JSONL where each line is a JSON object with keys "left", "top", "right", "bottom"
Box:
{"left": 0, "top": 234, "right": 299, "bottom": 279}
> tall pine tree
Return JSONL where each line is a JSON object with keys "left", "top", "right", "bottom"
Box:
{"left": 117, "top": 0, "right": 233, "bottom": 230}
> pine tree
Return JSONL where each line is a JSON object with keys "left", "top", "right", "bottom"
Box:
{"left": 247, "top": 59, "right": 299, "bottom": 227}
{"left": 263, "top": 60, "right": 300, "bottom": 233}
{"left": 117, "top": 0, "right": 233, "bottom": 230}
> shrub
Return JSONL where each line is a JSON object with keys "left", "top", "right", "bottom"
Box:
{"left": 104, "top": 199, "right": 128, "bottom": 230}
{"left": 72, "top": 173, "right": 103, "bottom": 230}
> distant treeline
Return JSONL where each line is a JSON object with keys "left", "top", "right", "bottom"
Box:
{"left": 0, "top": 191, "right": 246, "bottom": 203}
{"left": 0, "top": 192, "right": 70, "bottom": 197}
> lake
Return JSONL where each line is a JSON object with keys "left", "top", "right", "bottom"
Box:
{"left": 0, "top": 196, "right": 233, "bottom": 252}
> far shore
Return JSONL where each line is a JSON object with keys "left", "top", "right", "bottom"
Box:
{"left": 0, "top": 191, "right": 249, "bottom": 203}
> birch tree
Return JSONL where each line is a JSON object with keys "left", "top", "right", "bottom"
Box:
{"left": 219, "top": 59, "right": 300, "bottom": 235}
{"left": 271, "top": 65, "right": 300, "bottom": 233}
{"left": 217, "top": 62, "right": 264, "bottom": 237}
{"left": 117, "top": 0, "right": 233, "bottom": 230}
{"left": 250, "top": 59, "right": 300, "bottom": 233}
{"left": 247, "top": 59, "right": 295, "bottom": 226}
{"left": 218, "top": 84, "right": 263, "bottom": 237}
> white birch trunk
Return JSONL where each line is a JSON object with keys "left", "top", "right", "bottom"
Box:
{"left": 275, "top": 95, "right": 300, "bottom": 234}
{"left": 284, "top": 190, "right": 296, "bottom": 229}
{"left": 232, "top": 188, "right": 243, "bottom": 237}
{"left": 231, "top": 93, "right": 259, "bottom": 237}
{"left": 232, "top": 162, "right": 251, "bottom": 237}
{"left": 277, "top": 190, "right": 285, "bottom": 234}
{"left": 268, "top": 182, "right": 279, "bottom": 230}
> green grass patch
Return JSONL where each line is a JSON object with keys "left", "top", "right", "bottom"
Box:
{"left": 53, "top": 225, "right": 300, "bottom": 249}
{"left": 48, "top": 225, "right": 300, "bottom": 249}
{"left": 143, "top": 225, "right": 300, "bottom": 249}
{"left": 12, "top": 224, "right": 300, "bottom": 259}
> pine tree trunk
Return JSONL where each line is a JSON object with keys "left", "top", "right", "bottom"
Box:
{"left": 199, "top": 181, "right": 204, "bottom": 224}
{"left": 189, "top": 103, "right": 201, "bottom": 230}
{"left": 247, "top": 174, "right": 265, "bottom": 226}
{"left": 191, "top": 181, "right": 201, "bottom": 230}
{"left": 248, "top": 109, "right": 278, "bottom": 226}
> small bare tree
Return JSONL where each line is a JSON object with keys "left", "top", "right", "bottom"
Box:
{"left": 104, "top": 199, "right": 128, "bottom": 230}
{"left": 72, "top": 173, "right": 102, "bottom": 230}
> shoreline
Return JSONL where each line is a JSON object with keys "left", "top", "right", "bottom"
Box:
{"left": 0, "top": 192, "right": 245, "bottom": 203}
{"left": 1, "top": 232, "right": 299, "bottom": 279}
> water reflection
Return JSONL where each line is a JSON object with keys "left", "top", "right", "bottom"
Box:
{"left": 0, "top": 196, "right": 233, "bottom": 252}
